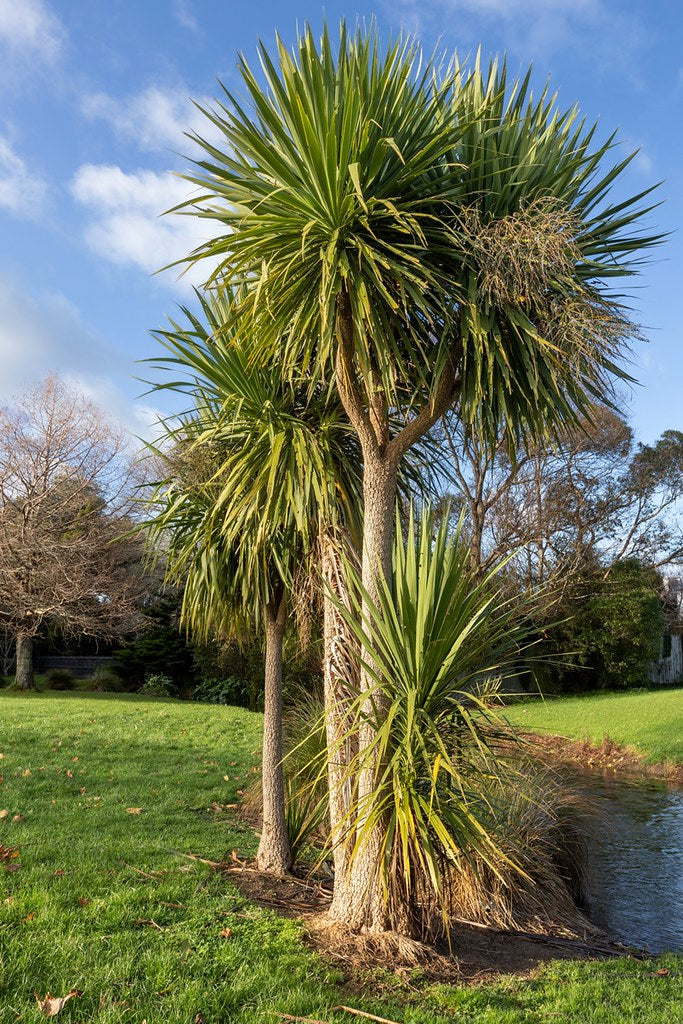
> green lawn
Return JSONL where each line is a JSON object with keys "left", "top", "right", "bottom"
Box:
{"left": 504, "top": 687, "right": 683, "bottom": 765}
{"left": 0, "top": 691, "right": 680, "bottom": 1024}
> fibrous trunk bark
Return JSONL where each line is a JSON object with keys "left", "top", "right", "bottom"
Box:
{"left": 256, "top": 593, "right": 291, "bottom": 875}
{"left": 15, "top": 631, "right": 34, "bottom": 691}
{"left": 329, "top": 452, "right": 398, "bottom": 931}
{"left": 321, "top": 533, "right": 359, "bottom": 907}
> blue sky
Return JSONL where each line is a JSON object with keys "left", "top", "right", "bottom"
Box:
{"left": 0, "top": 0, "right": 680, "bottom": 442}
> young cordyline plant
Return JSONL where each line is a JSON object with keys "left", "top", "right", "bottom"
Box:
{"left": 323, "top": 505, "right": 548, "bottom": 941}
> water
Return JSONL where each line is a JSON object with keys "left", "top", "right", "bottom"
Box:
{"left": 573, "top": 772, "right": 683, "bottom": 954}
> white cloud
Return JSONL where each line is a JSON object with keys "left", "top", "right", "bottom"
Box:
{"left": 633, "top": 149, "right": 654, "bottom": 178}
{"left": 70, "top": 163, "right": 217, "bottom": 290}
{"left": 388, "top": 0, "right": 642, "bottom": 68}
{"left": 173, "top": 0, "right": 200, "bottom": 34}
{"left": 63, "top": 374, "right": 162, "bottom": 443}
{"left": 0, "top": 136, "right": 47, "bottom": 218}
{"left": 0, "top": 0, "right": 64, "bottom": 63}
{"left": 0, "top": 275, "right": 161, "bottom": 441}
{"left": 81, "top": 85, "right": 220, "bottom": 154}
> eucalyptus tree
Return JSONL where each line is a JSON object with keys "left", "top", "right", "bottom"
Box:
{"left": 179, "top": 25, "right": 660, "bottom": 930}
{"left": 146, "top": 289, "right": 362, "bottom": 875}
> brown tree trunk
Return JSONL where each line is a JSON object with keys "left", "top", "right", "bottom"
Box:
{"left": 15, "top": 631, "right": 34, "bottom": 691}
{"left": 256, "top": 592, "right": 291, "bottom": 875}
{"left": 469, "top": 498, "right": 485, "bottom": 578}
{"left": 329, "top": 452, "right": 398, "bottom": 931}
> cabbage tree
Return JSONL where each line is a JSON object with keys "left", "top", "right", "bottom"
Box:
{"left": 146, "top": 289, "right": 361, "bottom": 874}
{"left": 179, "top": 24, "right": 660, "bottom": 930}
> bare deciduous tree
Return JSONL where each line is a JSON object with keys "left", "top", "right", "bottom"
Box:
{"left": 0, "top": 375, "right": 146, "bottom": 689}
{"left": 441, "top": 405, "right": 683, "bottom": 604}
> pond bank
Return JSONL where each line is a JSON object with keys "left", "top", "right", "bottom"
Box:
{"left": 523, "top": 730, "right": 683, "bottom": 784}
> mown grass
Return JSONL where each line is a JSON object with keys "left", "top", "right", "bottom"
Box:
{"left": 504, "top": 687, "right": 683, "bottom": 765}
{"left": 0, "top": 691, "right": 680, "bottom": 1024}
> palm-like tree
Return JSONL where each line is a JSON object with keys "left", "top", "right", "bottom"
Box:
{"left": 178, "top": 25, "right": 660, "bottom": 930}
{"left": 145, "top": 289, "right": 362, "bottom": 874}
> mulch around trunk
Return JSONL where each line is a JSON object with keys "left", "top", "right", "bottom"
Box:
{"left": 196, "top": 858, "right": 640, "bottom": 988}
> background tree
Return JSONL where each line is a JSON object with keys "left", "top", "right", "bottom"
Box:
{"left": 180, "top": 26, "right": 660, "bottom": 932}
{"left": 0, "top": 375, "right": 145, "bottom": 690}
{"left": 551, "top": 559, "right": 663, "bottom": 691}
{"left": 440, "top": 406, "right": 683, "bottom": 689}
{"left": 0, "top": 626, "right": 13, "bottom": 677}
{"left": 441, "top": 405, "right": 683, "bottom": 589}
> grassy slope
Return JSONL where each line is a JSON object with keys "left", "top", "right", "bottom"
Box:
{"left": 504, "top": 687, "right": 683, "bottom": 764}
{"left": 0, "top": 691, "right": 679, "bottom": 1024}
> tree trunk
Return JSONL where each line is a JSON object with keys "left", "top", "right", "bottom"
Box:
{"left": 256, "top": 593, "right": 291, "bottom": 875}
{"left": 330, "top": 292, "right": 459, "bottom": 933}
{"left": 469, "top": 498, "right": 485, "bottom": 577}
{"left": 15, "top": 631, "right": 34, "bottom": 691}
{"left": 321, "top": 533, "right": 359, "bottom": 907}
{"left": 329, "top": 452, "right": 398, "bottom": 931}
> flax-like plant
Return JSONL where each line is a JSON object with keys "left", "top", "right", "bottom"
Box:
{"left": 331, "top": 507, "right": 539, "bottom": 939}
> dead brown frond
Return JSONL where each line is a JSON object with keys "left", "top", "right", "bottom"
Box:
{"left": 309, "top": 916, "right": 453, "bottom": 971}
{"left": 442, "top": 765, "right": 596, "bottom": 937}
{"left": 291, "top": 539, "right": 321, "bottom": 653}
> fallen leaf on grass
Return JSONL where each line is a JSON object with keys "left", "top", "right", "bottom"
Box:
{"left": 77, "top": 897, "right": 90, "bottom": 906}
{"left": 3, "top": 896, "right": 14, "bottom": 904}
{"left": 23, "top": 912, "right": 35, "bottom": 921}
{"left": 219, "top": 927, "right": 232, "bottom": 939}
{"left": 0, "top": 809, "right": 9, "bottom": 819}
{"left": 223, "top": 775, "right": 230, "bottom": 781}
{"left": 12, "top": 814, "right": 24, "bottom": 822}
{"left": 135, "top": 918, "right": 163, "bottom": 931}
{"left": 22, "top": 769, "right": 31, "bottom": 777}
{"left": 53, "top": 870, "right": 65, "bottom": 877}
{"left": 652, "top": 968, "right": 670, "bottom": 977}
{"left": 34, "top": 989, "right": 82, "bottom": 1017}
{"left": 126, "top": 808, "right": 143, "bottom": 815}
{"left": 65, "top": 771, "right": 73, "bottom": 779}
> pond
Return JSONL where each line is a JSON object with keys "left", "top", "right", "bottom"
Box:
{"left": 571, "top": 771, "right": 683, "bottom": 954}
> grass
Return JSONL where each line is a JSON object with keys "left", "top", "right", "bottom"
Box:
{"left": 504, "top": 687, "right": 683, "bottom": 765}
{"left": 0, "top": 691, "right": 680, "bottom": 1024}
